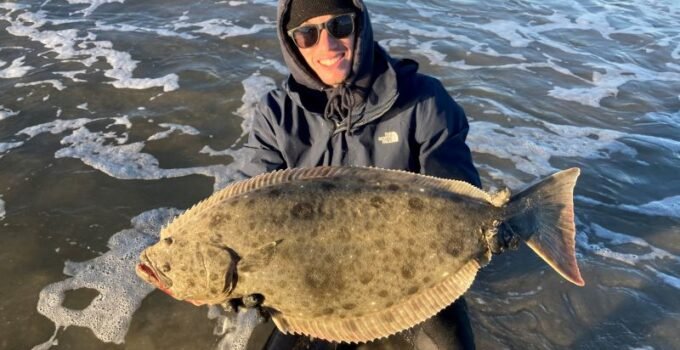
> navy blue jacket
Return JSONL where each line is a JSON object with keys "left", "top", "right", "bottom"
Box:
{"left": 242, "top": 1, "right": 479, "bottom": 348}
{"left": 239, "top": 46, "right": 480, "bottom": 188}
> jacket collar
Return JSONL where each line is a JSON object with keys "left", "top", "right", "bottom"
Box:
{"left": 282, "top": 45, "right": 420, "bottom": 134}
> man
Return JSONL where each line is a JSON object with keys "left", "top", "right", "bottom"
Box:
{"left": 238, "top": 0, "right": 479, "bottom": 349}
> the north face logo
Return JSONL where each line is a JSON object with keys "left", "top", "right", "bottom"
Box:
{"left": 378, "top": 131, "right": 399, "bottom": 144}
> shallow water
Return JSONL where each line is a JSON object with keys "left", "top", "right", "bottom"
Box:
{"left": 0, "top": 0, "right": 678, "bottom": 349}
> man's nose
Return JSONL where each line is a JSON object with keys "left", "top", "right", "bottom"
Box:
{"left": 317, "top": 28, "right": 341, "bottom": 50}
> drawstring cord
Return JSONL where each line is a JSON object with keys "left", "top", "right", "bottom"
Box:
{"left": 324, "top": 85, "right": 355, "bottom": 134}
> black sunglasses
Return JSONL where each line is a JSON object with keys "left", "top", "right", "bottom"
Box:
{"left": 287, "top": 13, "right": 356, "bottom": 49}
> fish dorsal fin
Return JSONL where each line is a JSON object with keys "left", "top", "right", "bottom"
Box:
{"left": 408, "top": 172, "right": 494, "bottom": 205}
{"left": 219, "top": 166, "right": 493, "bottom": 204}
{"left": 270, "top": 259, "right": 481, "bottom": 343}
{"left": 164, "top": 166, "right": 495, "bottom": 237}
{"left": 162, "top": 167, "right": 355, "bottom": 235}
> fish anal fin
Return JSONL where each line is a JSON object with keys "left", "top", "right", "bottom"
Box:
{"left": 271, "top": 260, "right": 481, "bottom": 343}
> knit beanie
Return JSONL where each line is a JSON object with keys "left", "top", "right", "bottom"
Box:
{"left": 286, "top": 0, "right": 358, "bottom": 30}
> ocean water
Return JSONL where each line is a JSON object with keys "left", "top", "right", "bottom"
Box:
{"left": 0, "top": 0, "right": 678, "bottom": 349}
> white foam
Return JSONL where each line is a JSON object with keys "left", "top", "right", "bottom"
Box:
{"left": 0, "top": 195, "right": 5, "bottom": 221}
{"left": 0, "top": 3, "right": 28, "bottom": 11}
{"left": 15, "top": 80, "right": 67, "bottom": 91}
{"left": 476, "top": 20, "right": 534, "bottom": 48}
{"left": 468, "top": 120, "right": 635, "bottom": 179}
{"left": 76, "top": 103, "right": 89, "bottom": 111}
{"left": 577, "top": 221, "right": 680, "bottom": 266}
{"left": 578, "top": 195, "right": 680, "bottom": 221}
{"left": 466, "top": 97, "right": 680, "bottom": 186}
{"left": 251, "top": 0, "right": 276, "bottom": 6}
{"left": 108, "top": 115, "right": 132, "bottom": 129}
{"left": 548, "top": 63, "right": 680, "bottom": 108}
{"left": 54, "top": 70, "right": 87, "bottom": 83}
{"left": 638, "top": 111, "right": 680, "bottom": 129}
{"left": 147, "top": 123, "right": 201, "bottom": 141}
{"left": 371, "top": 13, "right": 478, "bottom": 46}
{"left": 410, "top": 38, "right": 680, "bottom": 110}
{"left": 235, "top": 73, "right": 277, "bottom": 134}
{"left": 646, "top": 267, "right": 680, "bottom": 290}
{"left": 18, "top": 118, "right": 95, "bottom": 138}
{"left": 66, "top": 0, "right": 125, "bottom": 16}
{"left": 173, "top": 18, "right": 274, "bottom": 39}
{"left": 404, "top": 0, "right": 448, "bottom": 18}
{"left": 3, "top": 8, "right": 179, "bottom": 92}
{"left": 0, "top": 106, "right": 19, "bottom": 121}
{"left": 53, "top": 126, "right": 236, "bottom": 191}
{"left": 210, "top": 307, "right": 266, "bottom": 350}
{"left": 259, "top": 58, "right": 289, "bottom": 76}
{"left": 0, "top": 142, "right": 24, "bottom": 157}
{"left": 33, "top": 208, "right": 181, "bottom": 348}
{"left": 32, "top": 70, "right": 279, "bottom": 346}
{"left": 0, "top": 56, "right": 33, "bottom": 79}
{"left": 375, "top": 3, "right": 679, "bottom": 110}
{"left": 93, "top": 21, "right": 196, "bottom": 40}
{"left": 618, "top": 196, "right": 680, "bottom": 219}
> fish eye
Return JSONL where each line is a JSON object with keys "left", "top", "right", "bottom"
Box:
{"left": 161, "top": 263, "right": 171, "bottom": 272}
{"left": 164, "top": 237, "right": 174, "bottom": 245}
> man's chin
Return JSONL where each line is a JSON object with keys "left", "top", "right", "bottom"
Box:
{"left": 319, "top": 70, "right": 350, "bottom": 86}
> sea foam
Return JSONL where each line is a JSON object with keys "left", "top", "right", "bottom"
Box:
{"left": 0, "top": 106, "right": 19, "bottom": 121}
{"left": 18, "top": 118, "right": 96, "bottom": 138}
{"left": 33, "top": 208, "right": 181, "bottom": 349}
{"left": 32, "top": 71, "right": 277, "bottom": 347}
{"left": 576, "top": 219, "right": 680, "bottom": 267}
{"left": 147, "top": 123, "right": 201, "bottom": 141}
{"left": 0, "top": 142, "right": 24, "bottom": 157}
{"left": 173, "top": 18, "right": 274, "bottom": 39}
{"left": 0, "top": 56, "right": 32, "bottom": 79}
{"left": 15, "top": 80, "right": 66, "bottom": 91}
{"left": 2, "top": 6, "right": 178, "bottom": 92}
{"left": 467, "top": 119, "right": 636, "bottom": 187}
{"left": 65, "top": 0, "right": 125, "bottom": 16}
{"left": 618, "top": 196, "right": 680, "bottom": 220}
{"left": 0, "top": 195, "right": 5, "bottom": 221}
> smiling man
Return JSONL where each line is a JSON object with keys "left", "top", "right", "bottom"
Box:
{"left": 291, "top": 14, "right": 355, "bottom": 86}
{"left": 239, "top": 0, "right": 480, "bottom": 349}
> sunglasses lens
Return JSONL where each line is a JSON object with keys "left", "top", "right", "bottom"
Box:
{"left": 328, "top": 14, "right": 354, "bottom": 39}
{"left": 292, "top": 26, "right": 319, "bottom": 49}
{"left": 290, "top": 14, "right": 354, "bottom": 49}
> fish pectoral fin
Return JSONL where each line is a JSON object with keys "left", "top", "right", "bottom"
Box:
{"left": 238, "top": 239, "right": 283, "bottom": 273}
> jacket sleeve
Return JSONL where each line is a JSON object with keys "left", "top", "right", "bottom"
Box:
{"left": 414, "top": 79, "right": 481, "bottom": 188}
{"left": 236, "top": 96, "right": 286, "bottom": 179}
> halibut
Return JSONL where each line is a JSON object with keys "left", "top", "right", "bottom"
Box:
{"left": 136, "top": 166, "right": 584, "bottom": 343}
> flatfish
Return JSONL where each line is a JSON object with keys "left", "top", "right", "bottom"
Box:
{"left": 136, "top": 166, "right": 584, "bottom": 343}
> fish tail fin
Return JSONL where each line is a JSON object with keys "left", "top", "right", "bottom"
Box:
{"left": 504, "top": 168, "right": 585, "bottom": 286}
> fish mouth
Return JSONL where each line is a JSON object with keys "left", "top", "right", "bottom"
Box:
{"left": 135, "top": 254, "right": 175, "bottom": 294}
{"left": 136, "top": 263, "right": 162, "bottom": 286}
{"left": 136, "top": 262, "right": 177, "bottom": 296}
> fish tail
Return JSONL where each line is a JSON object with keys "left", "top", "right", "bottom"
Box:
{"left": 503, "top": 168, "right": 585, "bottom": 286}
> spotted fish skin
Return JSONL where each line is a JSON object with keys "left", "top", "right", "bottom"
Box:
{"left": 229, "top": 175, "right": 496, "bottom": 318}
{"left": 136, "top": 166, "right": 583, "bottom": 343}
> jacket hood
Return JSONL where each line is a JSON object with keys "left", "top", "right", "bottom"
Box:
{"left": 277, "top": 0, "right": 375, "bottom": 92}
